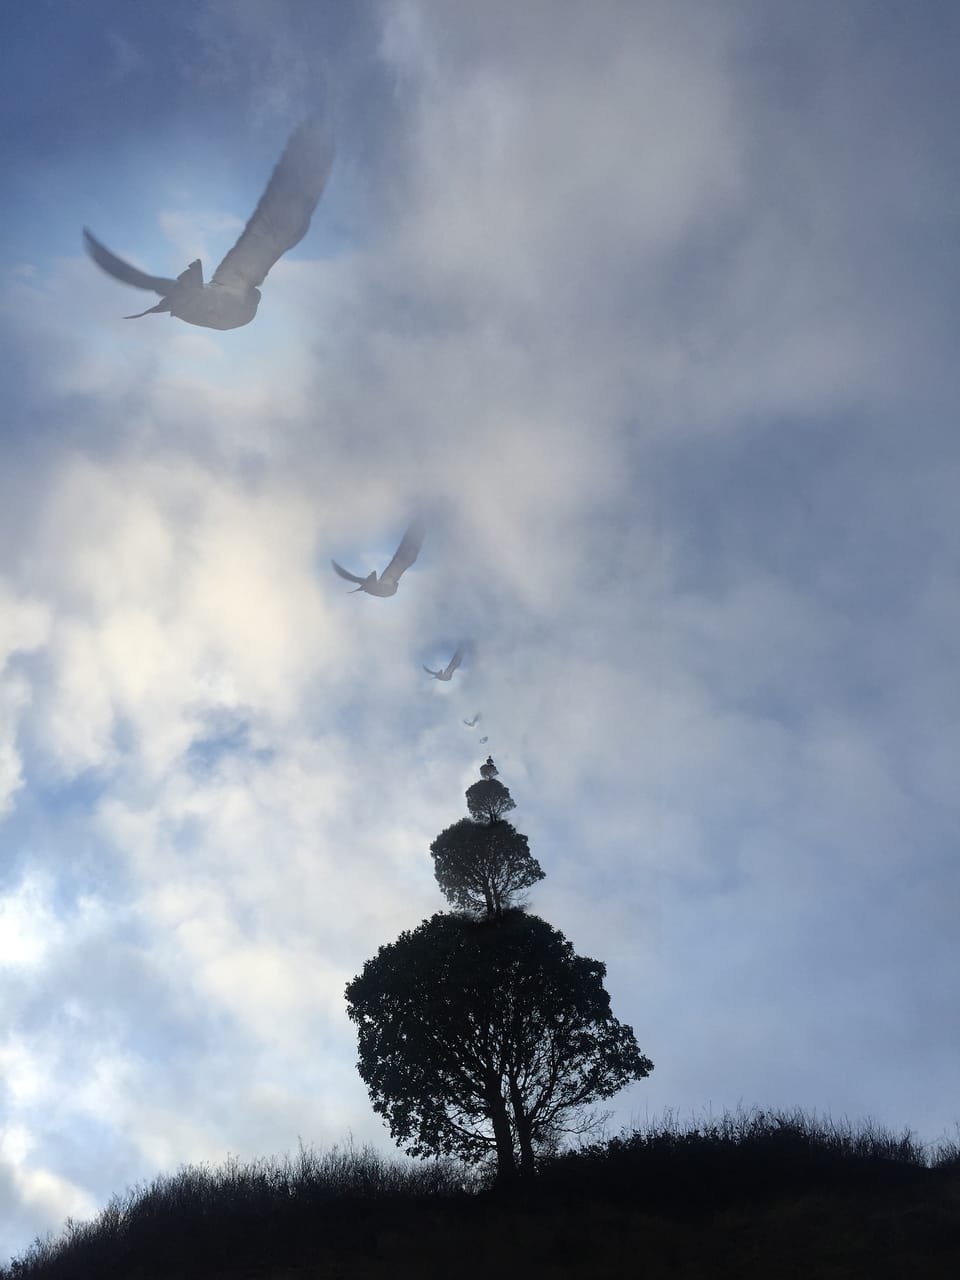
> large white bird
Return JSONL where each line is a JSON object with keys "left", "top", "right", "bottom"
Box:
{"left": 331, "top": 520, "right": 425, "bottom": 597}
{"left": 83, "top": 117, "right": 334, "bottom": 330}
{"left": 424, "top": 645, "right": 465, "bottom": 682}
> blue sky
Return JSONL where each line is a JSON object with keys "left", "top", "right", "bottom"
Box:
{"left": 2, "top": 0, "right": 960, "bottom": 1261}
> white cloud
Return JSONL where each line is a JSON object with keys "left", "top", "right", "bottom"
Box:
{"left": 0, "top": 586, "right": 49, "bottom": 813}
{"left": 0, "top": 875, "right": 63, "bottom": 968}
{"left": 0, "top": 1156, "right": 97, "bottom": 1249}
{"left": 157, "top": 208, "right": 245, "bottom": 270}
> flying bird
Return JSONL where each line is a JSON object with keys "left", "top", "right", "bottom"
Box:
{"left": 83, "top": 117, "right": 334, "bottom": 330}
{"left": 479, "top": 736, "right": 488, "bottom": 744}
{"left": 463, "top": 714, "right": 480, "bottom": 727}
{"left": 331, "top": 520, "right": 425, "bottom": 597}
{"left": 423, "top": 645, "right": 464, "bottom": 682}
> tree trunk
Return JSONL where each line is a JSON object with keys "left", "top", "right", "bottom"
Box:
{"left": 485, "top": 1075, "right": 517, "bottom": 1184}
{"left": 508, "top": 1075, "right": 536, "bottom": 1178}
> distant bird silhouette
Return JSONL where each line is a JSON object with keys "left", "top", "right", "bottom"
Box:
{"left": 479, "top": 736, "right": 488, "bottom": 744}
{"left": 331, "top": 520, "right": 425, "bottom": 597}
{"left": 463, "top": 714, "right": 480, "bottom": 727}
{"left": 423, "top": 645, "right": 464, "bottom": 682}
{"left": 83, "top": 117, "right": 333, "bottom": 330}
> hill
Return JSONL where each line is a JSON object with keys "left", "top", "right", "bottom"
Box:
{"left": 4, "top": 1109, "right": 958, "bottom": 1279}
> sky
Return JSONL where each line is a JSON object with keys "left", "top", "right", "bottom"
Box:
{"left": 2, "top": 0, "right": 959, "bottom": 1260}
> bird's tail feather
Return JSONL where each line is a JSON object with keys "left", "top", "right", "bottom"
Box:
{"left": 124, "top": 301, "right": 170, "bottom": 319}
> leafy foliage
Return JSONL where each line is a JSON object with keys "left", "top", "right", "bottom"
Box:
{"left": 465, "top": 776, "right": 515, "bottom": 823}
{"left": 345, "top": 910, "right": 653, "bottom": 1178}
{"left": 430, "top": 817, "right": 544, "bottom": 917}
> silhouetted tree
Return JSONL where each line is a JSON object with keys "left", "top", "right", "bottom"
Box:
{"left": 467, "top": 757, "right": 514, "bottom": 821}
{"left": 345, "top": 909, "right": 653, "bottom": 1183}
{"left": 430, "top": 758, "right": 544, "bottom": 917}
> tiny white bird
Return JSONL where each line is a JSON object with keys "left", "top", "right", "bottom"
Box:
{"left": 463, "top": 714, "right": 480, "bottom": 727}
{"left": 331, "top": 520, "right": 425, "bottom": 597}
{"left": 83, "top": 117, "right": 334, "bottom": 330}
{"left": 479, "top": 736, "right": 488, "bottom": 744}
{"left": 424, "top": 645, "right": 465, "bottom": 682}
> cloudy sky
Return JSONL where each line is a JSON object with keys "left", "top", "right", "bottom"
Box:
{"left": 2, "top": 0, "right": 959, "bottom": 1259}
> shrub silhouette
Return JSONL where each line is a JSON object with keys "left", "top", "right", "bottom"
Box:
{"left": 533, "top": 1105, "right": 939, "bottom": 1214}
{"left": 0, "top": 1143, "right": 476, "bottom": 1280}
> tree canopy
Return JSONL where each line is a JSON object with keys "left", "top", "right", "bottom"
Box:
{"left": 430, "top": 817, "right": 544, "bottom": 917}
{"left": 465, "top": 775, "right": 515, "bottom": 823}
{"left": 345, "top": 909, "right": 653, "bottom": 1181}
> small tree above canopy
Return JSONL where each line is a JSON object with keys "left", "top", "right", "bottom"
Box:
{"left": 431, "top": 818, "right": 544, "bottom": 917}
{"left": 345, "top": 909, "right": 653, "bottom": 1182}
{"left": 465, "top": 758, "right": 515, "bottom": 823}
{"left": 430, "top": 759, "right": 543, "bottom": 917}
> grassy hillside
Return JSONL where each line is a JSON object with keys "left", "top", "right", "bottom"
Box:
{"left": 4, "top": 1109, "right": 958, "bottom": 1279}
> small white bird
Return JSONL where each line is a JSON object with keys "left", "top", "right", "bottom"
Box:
{"left": 424, "top": 645, "right": 465, "bottom": 682}
{"left": 331, "top": 520, "right": 425, "bottom": 597}
{"left": 463, "top": 714, "right": 480, "bottom": 727}
{"left": 83, "top": 117, "right": 334, "bottom": 330}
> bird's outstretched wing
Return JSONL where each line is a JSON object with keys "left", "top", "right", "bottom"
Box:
{"left": 212, "top": 117, "right": 334, "bottom": 292}
{"left": 444, "top": 646, "right": 465, "bottom": 677}
{"left": 331, "top": 559, "right": 367, "bottom": 585}
{"left": 423, "top": 665, "right": 441, "bottom": 677}
{"left": 83, "top": 229, "right": 178, "bottom": 295}
{"left": 381, "top": 519, "right": 426, "bottom": 586}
